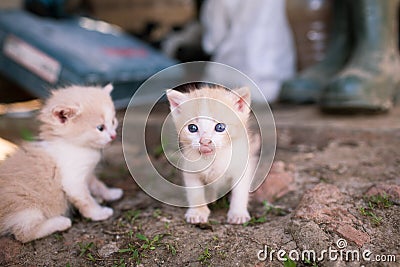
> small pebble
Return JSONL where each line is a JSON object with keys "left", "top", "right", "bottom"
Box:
{"left": 98, "top": 242, "right": 119, "bottom": 258}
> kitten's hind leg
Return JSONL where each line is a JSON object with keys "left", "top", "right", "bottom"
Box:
{"left": 8, "top": 209, "right": 71, "bottom": 243}
{"left": 89, "top": 175, "right": 123, "bottom": 202}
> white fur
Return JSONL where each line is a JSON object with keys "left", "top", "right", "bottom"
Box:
{"left": 5, "top": 209, "right": 71, "bottom": 243}
{"left": 0, "top": 85, "right": 123, "bottom": 243}
{"left": 167, "top": 86, "right": 256, "bottom": 224}
{"left": 183, "top": 138, "right": 253, "bottom": 224}
{"left": 42, "top": 140, "right": 121, "bottom": 221}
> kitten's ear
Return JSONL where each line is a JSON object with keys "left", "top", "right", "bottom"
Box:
{"left": 103, "top": 84, "right": 113, "bottom": 94}
{"left": 233, "top": 87, "right": 251, "bottom": 113}
{"left": 166, "top": 89, "right": 188, "bottom": 113}
{"left": 52, "top": 104, "right": 81, "bottom": 124}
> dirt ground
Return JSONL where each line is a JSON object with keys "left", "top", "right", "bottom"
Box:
{"left": 0, "top": 104, "right": 399, "bottom": 267}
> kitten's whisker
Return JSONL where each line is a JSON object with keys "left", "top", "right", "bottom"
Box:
{"left": 178, "top": 146, "right": 200, "bottom": 158}
{"left": 179, "top": 141, "right": 195, "bottom": 146}
{"left": 168, "top": 144, "right": 197, "bottom": 158}
{"left": 169, "top": 148, "right": 187, "bottom": 157}
{"left": 178, "top": 144, "right": 195, "bottom": 150}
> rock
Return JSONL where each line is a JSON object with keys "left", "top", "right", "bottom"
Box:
{"left": 288, "top": 220, "right": 330, "bottom": 252}
{"left": 365, "top": 183, "right": 400, "bottom": 205}
{"left": 293, "top": 183, "right": 370, "bottom": 247}
{"left": 335, "top": 224, "right": 370, "bottom": 247}
{"left": 0, "top": 237, "right": 22, "bottom": 265}
{"left": 252, "top": 161, "right": 295, "bottom": 203}
{"left": 295, "top": 183, "right": 343, "bottom": 209}
{"left": 98, "top": 242, "right": 119, "bottom": 258}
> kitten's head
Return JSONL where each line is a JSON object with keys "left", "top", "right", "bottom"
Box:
{"left": 38, "top": 84, "right": 118, "bottom": 149}
{"left": 166, "top": 85, "right": 251, "bottom": 157}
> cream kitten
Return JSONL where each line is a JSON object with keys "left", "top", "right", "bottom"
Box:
{"left": 0, "top": 85, "right": 123, "bottom": 243}
{"left": 166, "top": 85, "right": 258, "bottom": 224}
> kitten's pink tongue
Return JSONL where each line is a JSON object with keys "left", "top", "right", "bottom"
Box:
{"left": 200, "top": 146, "right": 214, "bottom": 154}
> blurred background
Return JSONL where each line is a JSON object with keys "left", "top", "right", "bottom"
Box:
{"left": 0, "top": 0, "right": 334, "bottom": 109}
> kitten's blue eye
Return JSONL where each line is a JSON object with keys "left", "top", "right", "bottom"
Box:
{"left": 97, "top": 124, "right": 105, "bottom": 132}
{"left": 215, "top": 123, "right": 226, "bottom": 132}
{"left": 188, "top": 124, "right": 198, "bottom": 133}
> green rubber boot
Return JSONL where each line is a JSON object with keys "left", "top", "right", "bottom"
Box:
{"left": 321, "top": 0, "right": 400, "bottom": 112}
{"left": 280, "top": 0, "right": 352, "bottom": 104}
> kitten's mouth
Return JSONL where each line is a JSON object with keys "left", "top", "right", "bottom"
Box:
{"left": 199, "top": 146, "right": 215, "bottom": 156}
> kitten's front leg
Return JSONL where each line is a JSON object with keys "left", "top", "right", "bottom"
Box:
{"left": 63, "top": 179, "right": 113, "bottom": 221}
{"left": 227, "top": 167, "right": 252, "bottom": 224}
{"left": 183, "top": 173, "right": 210, "bottom": 224}
{"left": 89, "top": 175, "right": 123, "bottom": 202}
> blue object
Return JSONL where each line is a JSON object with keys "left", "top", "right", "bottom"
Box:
{"left": 0, "top": 10, "right": 177, "bottom": 108}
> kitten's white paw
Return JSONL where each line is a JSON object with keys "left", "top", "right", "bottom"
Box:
{"left": 227, "top": 210, "right": 251, "bottom": 224}
{"left": 104, "top": 188, "right": 123, "bottom": 201}
{"left": 185, "top": 207, "right": 210, "bottom": 224}
{"left": 85, "top": 206, "right": 114, "bottom": 221}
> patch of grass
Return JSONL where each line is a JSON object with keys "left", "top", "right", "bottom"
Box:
{"left": 217, "top": 250, "right": 227, "bottom": 259}
{"left": 359, "top": 207, "right": 382, "bottom": 225}
{"left": 123, "top": 210, "right": 141, "bottom": 224}
{"left": 118, "top": 233, "right": 174, "bottom": 264}
{"left": 165, "top": 243, "right": 177, "bottom": 256}
{"left": 244, "top": 201, "right": 289, "bottom": 227}
{"left": 198, "top": 247, "right": 212, "bottom": 265}
{"left": 243, "top": 216, "right": 267, "bottom": 227}
{"left": 53, "top": 233, "right": 63, "bottom": 241}
{"left": 77, "top": 242, "right": 96, "bottom": 262}
{"left": 119, "top": 243, "right": 140, "bottom": 264}
{"left": 263, "top": 201, "right": 289, "bottom": 216}
{"left": 196, "top": 236, "right": 226, "bottom": 263}
{"left": 366, "top": 194, "right": 393, "bottom": 209}
{"left": 112, "top": 258, "right": 127, "bottom": 267}
{"left": 78, "top": 242, "right": 93, "bottom": 257}
{"left": 127, "top": 229, "right": 134, "bottom": 238}
{"left": 359, "top": 194, "right": 393, "bottom": 225}
{"left": 137, "top": 233, "right": 161, "bottom": 250}
{"left": 164, "top": 221, "right": 170, "bottom": 229}
{"left": 152, "top": 208, "right": 162, "bottom": 218}
{"left": 304, "top": 257, "right": 319, "bottom": 267}
{"left": 283, "top": 255, "right": 297, "bottom": 267}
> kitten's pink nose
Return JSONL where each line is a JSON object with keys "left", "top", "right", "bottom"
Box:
{"left": 200, "top": 137, "right": 212, "bottom": 145}
{"left": 199, "top": 138, "right": 214, "bottom": 155}
{"left": 110, "top": 134, "right": 117, "bottom": 140}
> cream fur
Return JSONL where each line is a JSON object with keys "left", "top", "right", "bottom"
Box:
{"left": 0, "top": 85, "right": 123, "bottom": 243}
{"left": 166, "top": 85, "right": 259, "bottom": 224}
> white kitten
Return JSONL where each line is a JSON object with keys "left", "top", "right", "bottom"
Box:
{"left": 166, "top": 85, "right": 259, "bottom": 224}
{"left": 0, "top": 84, "right": 123, "bottom": 243}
